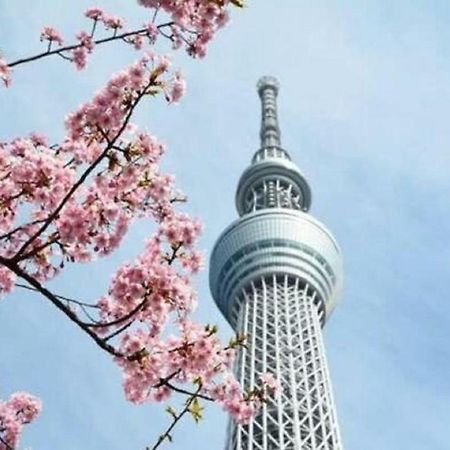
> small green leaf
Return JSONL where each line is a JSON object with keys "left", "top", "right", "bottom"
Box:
{"left": 188, "top": 398, "right": 204, "bottom": 423}
{"left": 166, "top": 406, "right": 177, "bottom": 419}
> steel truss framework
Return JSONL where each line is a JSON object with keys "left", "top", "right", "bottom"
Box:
{"left": 226, "top": 275, "right": 342, "bottom": 450}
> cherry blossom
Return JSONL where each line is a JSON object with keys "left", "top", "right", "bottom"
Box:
{"left": 0, "top": 392, "right": 41, "bottom": 450}
{"left": 259, "top": 372, "right": 280, "bottom": 395}
{"left": 0, "top": 267, "right": 15, "bottom": 295}
{"left": 84, "top": 7, "right": 104, "bottom": 21}
{"left": 103, "top": 14, "right": 126, "bottom": 31}
{"left": 145, "top": 22, "right": 158, "bottom": 44}
{"left": 169, "top": 70, "right": 186, "bottom": 103}
{"left": 40, "top": 26, "right": 64, "bottom": 46}
{"left": 0, "top": 57, "right": 11, "bottom": 87}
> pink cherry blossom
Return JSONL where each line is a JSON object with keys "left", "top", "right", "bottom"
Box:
{"left": 137, "top": 0, "right": 237, "bottom": 57}
{"left": 76, "top": 31, "right": 95, "bottom": 53}
{"left": 72, "top": 46, "right": 88, "bottom": 70}
{"left": 169, "top": 71, "right": 186, "bottom": 103}
{"left": 85, "top": 7, "right": 104, "bottom": 21}
{"left": 0, "top": 56, "right": 12, "bottom": 87}
{"left": 129, "top": 34, "right": 145, "bottom": 50}
{"left": 260, "top": 372, "right": 280, "bottom": 395}
{"left": 0, "top": 267, "right": 16, "bottom": 295}
{"left": 103, "top": 14, "right": 125, "bottom": 30}
{"left": 0, "top": 391, "right": 41, "bottom": 450}
{"left": 40, "top": 26, "right": 64, "bottom": 46}
{"left": 145, "top": 22, "right": 158, "bottom": 44}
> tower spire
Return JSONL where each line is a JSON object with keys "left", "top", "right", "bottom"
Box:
{"left": 257, "top": 76, "right": 282, "bottom": 148}
{"left": 253, "top": 76, "right": 291, "bottom": 163}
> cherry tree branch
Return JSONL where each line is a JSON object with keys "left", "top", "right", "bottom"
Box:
{"left": 0, "top": 255, "right": 123, "bottom": 357}
{"left": 7, "top": 22, "right": 175, "bottom": 68}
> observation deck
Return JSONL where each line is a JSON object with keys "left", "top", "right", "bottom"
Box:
{"left": 209, "top": 208, "right": 343, "bottom": 326}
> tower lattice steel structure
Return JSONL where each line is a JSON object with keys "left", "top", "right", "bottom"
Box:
{"left": 209, "top": 77, "right": 344, "bottom": 450}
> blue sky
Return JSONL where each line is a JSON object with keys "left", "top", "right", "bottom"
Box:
{"left": 1, "top": 1, "right": 450, "bottom": 449}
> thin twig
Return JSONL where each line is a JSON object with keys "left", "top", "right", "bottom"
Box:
{"left": 148, "top": 385, "right": 202, "bottom": 450}
{"left": 15, "top": 282, "right": 98, "bottom": 308}
{"left": 162, "top": 381, "right": 212, "bottom": 402}
{"left": 85, "top": 299, "right": 147, "bottom": 328}
{"left": 103, "top": 319, "right": 134, "bottom": 342}
{"left": 0, "top": 218, "right": 47, "bottom": 241}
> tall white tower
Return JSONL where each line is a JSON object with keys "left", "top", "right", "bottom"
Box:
{"left": 209, "top": 77, "right": 344, "bottom": 450}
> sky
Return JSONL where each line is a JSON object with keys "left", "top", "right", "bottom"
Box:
{"left": 1, "top": 1, "right": 450, "bottom": 449}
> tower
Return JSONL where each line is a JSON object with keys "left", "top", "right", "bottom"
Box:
{"left": 209, "top": 77, "right": 344, "bottom": 449}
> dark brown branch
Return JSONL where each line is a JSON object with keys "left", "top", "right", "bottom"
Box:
{"left": 0, "top": 255, "right": 122, "bottom": 357}
{"left": 16, "top": 282, "right": 104, "bottom": 332}
{"left": 166, "top": 243, "right": 182, "bottom": 265}
{"left": 153, "top": 370, "right": 182, "bottom": 388}
{"left": 8, "top": 22, "right": 174, "bottom": 68}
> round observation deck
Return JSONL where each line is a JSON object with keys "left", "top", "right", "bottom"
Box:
{"left": 209, "top": 209, "right": 343, "bottom": 325}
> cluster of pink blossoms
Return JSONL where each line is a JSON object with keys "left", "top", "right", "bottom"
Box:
{"left": 115, "top": 317, "right": 278, "bottom": 425}
{"left": 40, "top": 26, "right": 64, "bottom": 46}
{"left": 0, "top": 392, "right": 41, "bottom": 450}
{"left": 0, "top": 53, "right": 185, "bottom": 284}
{"left": 1, "top": 0, "right": 239, "bottom": 86}
{"left": 137, "top": 0, "right": 231, "bottom": 57}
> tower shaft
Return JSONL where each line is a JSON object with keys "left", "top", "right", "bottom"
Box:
{"left": 226, "top": 275, "right": 342, "bottom": 450}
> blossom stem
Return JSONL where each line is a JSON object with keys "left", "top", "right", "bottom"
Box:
{"left": 90, "top": 19, "right": 98, "bottom": 38}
